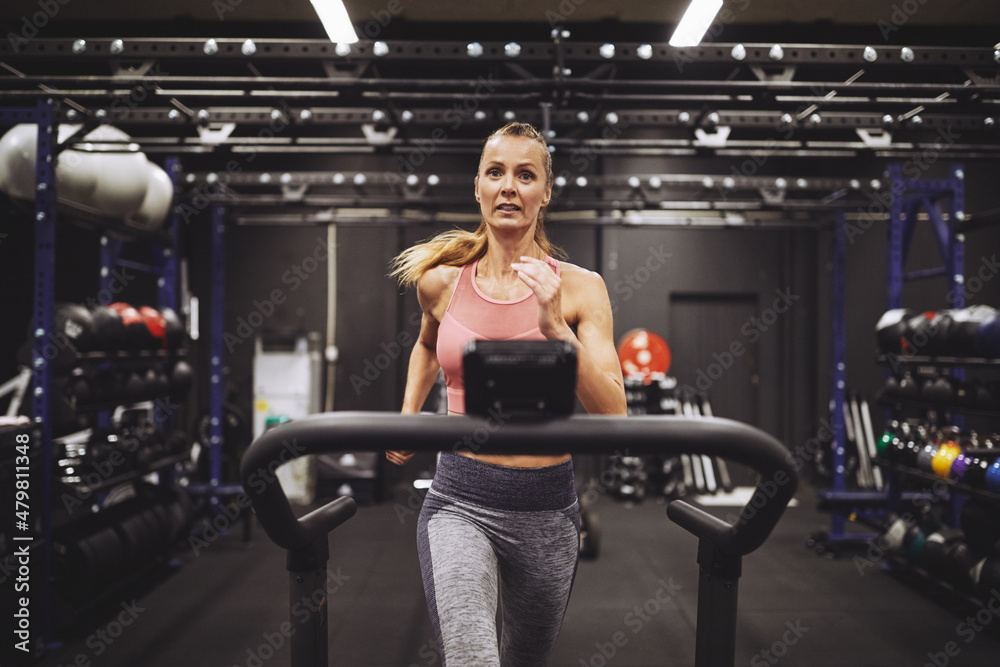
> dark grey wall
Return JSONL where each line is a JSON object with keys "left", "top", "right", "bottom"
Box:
{"left": 174, "top": 159, "right": 1000, "bottom": 456}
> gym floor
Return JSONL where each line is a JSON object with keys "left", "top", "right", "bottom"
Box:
{"left": 34, "top": 477, "right": 1000, "bottom": 667}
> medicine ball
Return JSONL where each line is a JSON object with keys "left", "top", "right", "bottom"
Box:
{"left": 55, "top": 302, "right": 96, "bottom": 353}
{"left": 139, "top": 306, "right": 168, "bottom": 350}
{"left": 882, "top": 376, "right": 901, "bottom": 399}
{"left": 977, "top": 314, "right": 1000, "bottom": 359}
{"left": 904, "top": 311, "right": 951, "bottom": 356}
{"left": 170, "top": 360, "right": 194, "bottom": 394}
{"left": 90, "top": 305, "right": 125, "bottom": 351}
{"left": 950, "top": 306, "right": 997, "bottom": 358}
{"left": 876, "top": 309, "right": 914, "bottom": 355}
{"left": 160, "top": 307, "right": 185, "bottom": 349}
{"left": 932, "top": 440, "right": 963, "bottom": 479}
{"left": 963, "top": 453, "right": 998, "bottom": 490}
{"left": 916, "top": 443, "right": 939, "bottom": 473}
{"left": 986, "top": 460, "right": 1000, "bottom": 493}
{"left": 109, "top": 303, "right": 150, "bottom": 350}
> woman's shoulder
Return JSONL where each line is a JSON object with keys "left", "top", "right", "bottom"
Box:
{"left": 556, "top": 260, "right": 607, "bottom": 291}
{"left": 416, "top": 264, "right": 462, "bottom": 310}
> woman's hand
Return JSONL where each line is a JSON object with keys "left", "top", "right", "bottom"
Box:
{"left": 511, "top": 256, "right": 572, "bottom": 340}
{"left": 386, "top": 450, "right": 415, "bottom": 466}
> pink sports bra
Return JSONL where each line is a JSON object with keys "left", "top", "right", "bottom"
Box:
{"left": 436, "top": 256, "right": 560, "bottom": 413}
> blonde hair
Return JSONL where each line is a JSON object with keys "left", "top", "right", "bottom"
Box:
{"left": 390, "top": 122, "right": 562, "bottom": 287}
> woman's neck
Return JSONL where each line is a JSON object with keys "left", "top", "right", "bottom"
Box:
{"left": 479, "top": 237, "right": 543, "bottom": 282}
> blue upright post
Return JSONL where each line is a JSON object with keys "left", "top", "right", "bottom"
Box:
{"left": 831, "top": 212, "right": 847, "bottom": 538}
{"left": 31, "top": 97, "right": 58, "bottom": 649}
{"left": 97, "top": 236, "right": 122, "bottom": 430}
{"left": 210, "top": 206, "right": 226, "bottom": 488}
{"left": 158, "top": 157, "right": 181, "bottom": 313}
{"left": 157, "top": 156, "right": 182, "bottom": 442}
{"left": 886, "top": 165, "right": 905, "bottom": 311}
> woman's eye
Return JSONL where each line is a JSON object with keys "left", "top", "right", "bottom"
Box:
{"left": 520, "top": 172, "right": 534, "bottom": 180}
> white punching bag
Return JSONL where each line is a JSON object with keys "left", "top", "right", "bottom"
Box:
{"left": 0, "top": 123, "right": 99, "bottom": 205}
{"left": 86, "top": 125, "right": 149, "bottom": 218}
{"left": 126, "top": 159, "right": 174, "bottom": 231}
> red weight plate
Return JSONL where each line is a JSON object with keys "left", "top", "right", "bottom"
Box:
{"left": 617, "top": 329, "right": 671, "bottom": 381}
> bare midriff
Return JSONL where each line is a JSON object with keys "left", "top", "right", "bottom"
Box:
{"left": 448, "top": 411, "right": 571, "bottom": 468}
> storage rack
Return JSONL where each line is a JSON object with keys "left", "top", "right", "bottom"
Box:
{"left": 0, "top": 98, "right": 187, "bottom": 648}
{"left": 815, "top": 164, "right": 968, "bottom": 553}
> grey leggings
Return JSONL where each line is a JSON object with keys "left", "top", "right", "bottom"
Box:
{"left": 416, "top": 452, "right": 580, "bottom": 667}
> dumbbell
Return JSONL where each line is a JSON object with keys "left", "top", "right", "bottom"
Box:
{"left": 976, "top": 549, "right": 1000, "bottom": 602}
{"left": 945, "top": 540, "right": 980, "bottom": 594}
{"left": 921, "top": 376, "right": 954, "bottom": 404}
{"left": 899, "top": 372, "right": 920, "bottom": 399}
{"left": 922, "top": 529, "right": 964, "bottom": 576}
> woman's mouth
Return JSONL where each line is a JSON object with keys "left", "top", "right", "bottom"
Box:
{"left": 496, "top": 204, "right": 521, "bottom": 213}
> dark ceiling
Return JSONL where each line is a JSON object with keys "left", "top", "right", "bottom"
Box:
{"left": 0, "top": 0, "right": 996, "bottom": 25}
{"left": 1, "top": 0, "right": 999, "bottom": 44}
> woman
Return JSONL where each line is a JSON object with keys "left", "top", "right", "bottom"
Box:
{"left": 387, "top": 122, "right": 626, "bottom": 666}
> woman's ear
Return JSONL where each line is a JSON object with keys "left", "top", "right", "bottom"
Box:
{"left": 474, "top": 175, "right": 480, "bottom": 203}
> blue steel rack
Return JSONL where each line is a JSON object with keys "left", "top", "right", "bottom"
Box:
{"left": 2, "top": 100, "right": 184, "bottom": 651}
{"left": 819, "top": 164, "right": 966, "bottom": 552}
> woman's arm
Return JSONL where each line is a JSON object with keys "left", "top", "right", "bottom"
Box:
{"left": 400, "top": 309, "right": 442, "bottom": 414}
{"left": 388, "top": 268, "right": 450, "bottom": 465}
{"left": 566, "top": 272, "right": 627, "bottom": 415}
{"left": 511, "top": 258, "right": 626, "bottom": 415}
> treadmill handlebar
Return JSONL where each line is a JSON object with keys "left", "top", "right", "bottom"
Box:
{"left": 240, "top": 412, "right": 797, "bottom": 556}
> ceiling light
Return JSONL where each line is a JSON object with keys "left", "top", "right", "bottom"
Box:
{"left": 669, "top": 0, "right": 724, "bottom": 47}
{"left": 309, "top": 0, "right": 359, "bottom": 44}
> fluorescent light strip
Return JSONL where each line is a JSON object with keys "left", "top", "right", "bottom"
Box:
{"left": 310, "top": 0, "right": 359, "bottom": 44}
{"left": 669, "top": 0, "right": 724, "bottom": 48}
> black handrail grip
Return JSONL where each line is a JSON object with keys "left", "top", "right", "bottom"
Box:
{"left": 240, "top": 412, "right": 797, "bottom": 557}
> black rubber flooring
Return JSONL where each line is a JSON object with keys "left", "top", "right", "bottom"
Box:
{"left": 33, "top": 481, "right": 1000, "bottom": 667}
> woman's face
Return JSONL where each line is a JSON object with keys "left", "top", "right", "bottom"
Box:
{"left": 475, "top": 135, "right": 552, "bottom": 234}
